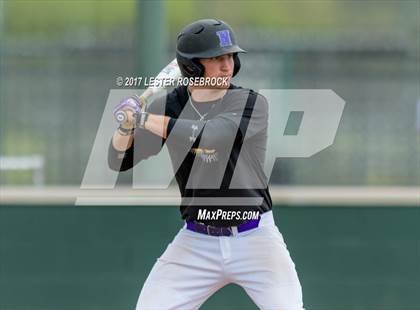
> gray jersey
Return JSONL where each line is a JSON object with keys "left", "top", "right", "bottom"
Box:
{"left": 108, "top": 84, "right": 272, "bottom": 227}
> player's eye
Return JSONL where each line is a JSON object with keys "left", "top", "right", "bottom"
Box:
{"left": 219, "top": 54, "right": 232, "bottom": 61}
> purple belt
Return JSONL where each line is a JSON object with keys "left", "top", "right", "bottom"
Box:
{"left": 186, "top": 218, "right": 261, "bottom": 237}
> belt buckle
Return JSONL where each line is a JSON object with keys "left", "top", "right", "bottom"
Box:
{"left": 198, "top": 223, "right": 233, "bottom": 237}
{"left": 207, "top": 225, "right": 219, "bottom": 236}
{"left": 223, "top": 227, "right": 233, "bottom": 236}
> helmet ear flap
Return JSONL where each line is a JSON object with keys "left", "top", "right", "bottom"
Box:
{"left": 177, "top": 54, "right": 204, "bottom": 78}
{"left": 232, "top": 53, "right": 241, "bottom": 77}
{"left": 191, "top": 59, "right": 205, "bottom": 77}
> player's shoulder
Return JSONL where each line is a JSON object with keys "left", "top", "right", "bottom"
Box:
{"left": 171, "top": 85, "right": 189, "bottom": 105}
{"left": 226, "top": 84, "right": 268, "bottom": 109}
{"left": 147, "top": 86, "right": 188, "bottom": 116}
{"left": 228, "top": 84, "right": 267, "bottom": 98}
{"left": 168, "top": 85, "right": 189, "bottom": 112}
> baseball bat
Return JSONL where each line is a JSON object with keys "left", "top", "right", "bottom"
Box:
{"left": 114, "top": 58, "right": 181, "bottom": 123}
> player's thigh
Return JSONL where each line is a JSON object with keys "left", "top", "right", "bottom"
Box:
{"left": 136, "top": 257, "right": 227, "bottom": 310}
{"left": 244, "top": 282, "right": 304, "bottom": 310}
{"left": 136, "top": 230, "right": 224, "bottom": 310}
{"left": 233, "top": 226, "right": 304, "bottom": 309}
{"left": 136, "top": 258, "right": 200, "bottom": 310}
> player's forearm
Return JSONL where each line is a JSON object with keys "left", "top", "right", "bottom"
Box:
{"left": 112, "top": 130, "right": 134, "bottom": 151}
{"left": 112, "top": 113, "right": 169, "bottom": 150}
{"left": 144, "top": 114, "right": 170, "bottom": 139}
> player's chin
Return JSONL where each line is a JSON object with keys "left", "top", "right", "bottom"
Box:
{"left": 200, "top": 81, "right": 231, "bottom": 90}
{"left": 217, "top": 76, "right": 231, "bottom": 88}
{"left": 214, "top": 82, "right": 230, "bottom": 89}
{"left": 199, "top": 75, "right": 231, "bottom": 89}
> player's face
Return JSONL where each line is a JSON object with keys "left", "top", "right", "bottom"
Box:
{"left": 199, "top": 53, "right": 234, "bottom": 88}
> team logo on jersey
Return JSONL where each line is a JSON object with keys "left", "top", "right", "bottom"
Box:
{"left": 191, "top": 148, "right": 219, "bottom": 163}
{"left": 189, "top": 124, "right": 199, "bottom": 142}
{"left": 216, "top": 30, "right": 232, "bottom": 47}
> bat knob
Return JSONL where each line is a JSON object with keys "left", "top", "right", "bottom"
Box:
{"left": 114, "top": 110, "right": 127, "bottom": 123}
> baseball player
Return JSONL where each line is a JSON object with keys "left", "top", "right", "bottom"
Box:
{"left": 109, "top": 19, "right": 304, "bottom": 310}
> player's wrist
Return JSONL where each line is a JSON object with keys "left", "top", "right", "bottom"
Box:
{"left": 137, "top": 111, "right": 149, "bottom": 129}
{"left": 117, "top": 126, "right": 135, "bottom": 136}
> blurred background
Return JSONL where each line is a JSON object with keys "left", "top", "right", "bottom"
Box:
{"left": 0, "top": 1, "right": 419, "bottom": 310}
{"left": 0, "top": 0, "right": 418, "bottom": 186}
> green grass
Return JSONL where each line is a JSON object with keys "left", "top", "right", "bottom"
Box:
{"left": 3, "top": 0, "right": 406, "bottom": 37}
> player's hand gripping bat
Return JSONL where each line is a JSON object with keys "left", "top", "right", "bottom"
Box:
{"left": 113, "top": 58, "right": 181, "bottom": 129}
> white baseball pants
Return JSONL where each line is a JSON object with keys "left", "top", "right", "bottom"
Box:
{"left": 136, "top": 211, "right": 304, "bottom": 310}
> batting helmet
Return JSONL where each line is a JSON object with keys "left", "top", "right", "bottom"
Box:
{"left": 176, "top": 19, "right": 246, "bottom": 78}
